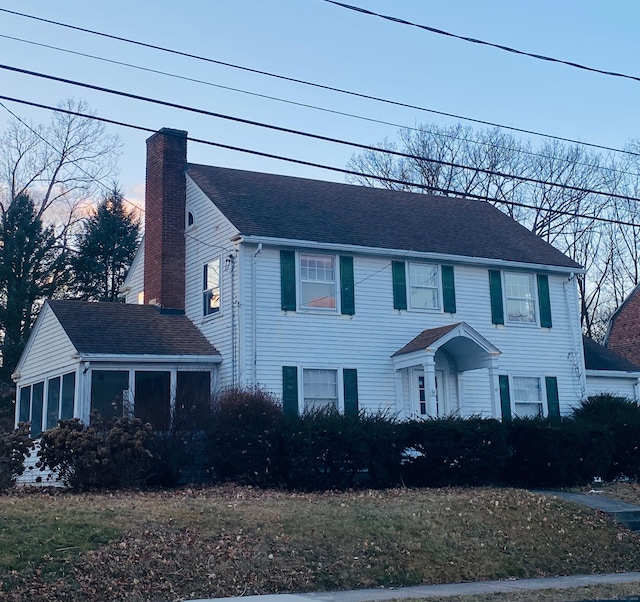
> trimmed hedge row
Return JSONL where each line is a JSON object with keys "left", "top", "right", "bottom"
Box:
{"left": 6, "top": 390, "right": 640, "bottom": 491}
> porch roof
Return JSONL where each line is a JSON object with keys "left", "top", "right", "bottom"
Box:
{"left": 392, "top": 323, "right": 462, "bottom": 357}
{"left": 47, "top": 300, "right": 220, "bottom": 357}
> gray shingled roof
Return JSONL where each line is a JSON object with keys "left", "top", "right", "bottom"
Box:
{"left": 392, "top": 324, "right": 462, "bottom": 357}
{"left": 583, "top": 336, "right": 640, "bottom": 372}
{"left": 47, "top": 300, "right": 219, "bottom": 357}
{"left": 188, "top": 164, "right": 581, "bottom": 269}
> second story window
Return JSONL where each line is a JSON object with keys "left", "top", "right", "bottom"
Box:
{"left": 505, "top": 272, "right": 535, "bottom": 323}
{"left": 409, "top": 263, "right": 439, "bottom": 309}
{"left": 203, "top": 258, "right": 220, "bottom": 316}
{"left": 300, "top": 253, "right": 336, "bottom": 309}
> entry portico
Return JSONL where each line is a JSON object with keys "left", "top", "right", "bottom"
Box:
{"left": 392, "top": 323, "right": 501, "bottom": 419}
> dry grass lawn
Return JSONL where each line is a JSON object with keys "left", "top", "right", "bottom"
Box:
{"left": 1, "top": 485, "right": 640, "bottom": 601}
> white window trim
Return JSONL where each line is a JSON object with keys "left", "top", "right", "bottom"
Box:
{"left": 407, "top": 262, "right": 441, "bottom": 311}
{"left": 503, "top": 271, "right": 538, "bottom": 326}
{"left": 509, "top": 374, "right": 548, "bottom": 418}
{"left": 297, "top": 252, "right": 340, "bottom": 312}
{"left": 299, "top": 365, "right": 344, "bottom": 414}
{"left": 203, "top": 256, "right": 222, "bottom": 319}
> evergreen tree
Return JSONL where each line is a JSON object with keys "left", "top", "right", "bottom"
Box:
{"left": 0, "top": 194, "right": 65, "bottom": 382}
{"left": 71, "top": 188, "right": 140, "bottom": 302}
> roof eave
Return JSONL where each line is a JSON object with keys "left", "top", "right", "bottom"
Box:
{"left": 74, "top": 353, "right": 222, "bottom": 363}
{"left": 233, "top": 235, "right": 584, "bottom": 274}
{"left": 585, "top": 369, "right": 640, "bottom": 378}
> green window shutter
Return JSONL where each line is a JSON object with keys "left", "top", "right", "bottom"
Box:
{"left": 499, "top": 375, "right": 511, "bottom": 422}
{"left": 282, "top": 366, "right": 298, "bottom": 416}
{"left": 545, "top": 376, "right": 560, "bottom": 418}
{"left": 537, "top": 274, "right": 552, "bottom": 328}
{"left": 441, "top": 265, "right": 457, "bottom": 314}
{"left": 392, "top": 261, "right": 407, "bottom": 310}
{"left": 340, "top": 256, "right": 355, "bottom": 315}
{"left": 343, "top": 369, "right": 359, "bottom": 418}
{"left": 489, "top": 270, "right": 504, "bottom": 325}
{"left": 280, "top": 250, "right": 296, "bottom": 311}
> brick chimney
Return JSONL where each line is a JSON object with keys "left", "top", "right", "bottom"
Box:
{"left": 144, "top": 128, "right": 187, "bottom": 310}
{"left": 606, "top": 285, "right": 640, "bottom": 367}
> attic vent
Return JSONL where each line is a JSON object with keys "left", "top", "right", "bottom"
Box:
{"left": 187, "top": 211, "right": 195, "bottom": 228}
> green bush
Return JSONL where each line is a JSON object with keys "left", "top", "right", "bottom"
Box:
{"left": 401, "top": 417, "right": 507, "bottom": 487}
{"left": 572, "top": 393, "right": 640, "bottom": 480}
{"left": 37, "top": 415, "right": 154, "bottom": 490}
{"left": 502, "top": 416, "right": 613, "bottom": 487}
{"left": 207, "top": 387, "right": 285, "bottom": 487}
{"left": 282, "top": 408, "right": 404, "bottom": 491}
{"left": 0, "top": 423, "right": 33, "bottom": 490}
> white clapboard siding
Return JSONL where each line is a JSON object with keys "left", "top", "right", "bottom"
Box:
{"left": 123, "top": 239, "right": 145, "bottom": 305}
{"left": 240, "top": 246, "right": 585, "bottom": 416}
{"left": 586, "top": 374, "right": 638, "bottom": 400}
{"left": 185, "top": 176, "right": 240, "bottom": 387}
{"left": 18, "top": 306, "right": 78, "bottom": 384}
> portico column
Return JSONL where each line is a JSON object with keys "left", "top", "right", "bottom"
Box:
{"left": 422, "top": 353, "right": 437, "bottom": 417}
{"left": 487, "top": 353, "right": 500, "bottom": 418}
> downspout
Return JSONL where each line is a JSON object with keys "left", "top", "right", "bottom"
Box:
{"left": 253, "top": 243, "right": 263, "bottom": 384}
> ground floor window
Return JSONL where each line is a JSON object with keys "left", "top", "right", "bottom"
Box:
{"left": 175, "top": 371, "right": 211, "bottom": 429}
{"left": 512, "top": 376, "right": 543, "bottom": 417}
{"left": 91, "top": 370, "right": 129, "bottom": 422}
{"left": 134, "top": 371, "right": 171, "bottom": 430}
{"left": 303, "top": 368, "right": 338, "bottom": 412}
{"left": 18, "top": 372, "right": 75, "bottom": 437}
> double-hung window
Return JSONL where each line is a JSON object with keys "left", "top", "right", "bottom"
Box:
{"left": 504, "top": 272, "right": 536, "bottom": 323}
{"left": 303, "top": 368, "right": 338, "bottom": 412}
{"left": 203, "top": 258, "right": 221, "bottom": 316}
{"left": 409, "top": 263, "right": 439, "bottom": 309}
{"left": 300, "top": 253, "right": 336, "bottom": 309}
{"left": 512, "top": 376, "right": 543, "bottom": 417}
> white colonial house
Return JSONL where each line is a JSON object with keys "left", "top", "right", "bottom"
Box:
{"left": 13, "top": 128, "right": 640, "bottom": 436}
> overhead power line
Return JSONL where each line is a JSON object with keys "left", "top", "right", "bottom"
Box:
{"left": 2, "top": 62, "right": 637, "bottom": 203}
{"left": 324, "top": 0, "right": 640, "bottom": 84}
{"left": 0, "top": 7, "right": 637, "bottom": 158}
{"left": 1, "top": 93, "right": 640, "bottom": 230}
{"left": 3, "top": 33, "right": 638, "bottom": 179}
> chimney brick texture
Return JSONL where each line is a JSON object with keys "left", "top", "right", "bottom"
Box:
{"left": 607, "top": 287, "right": 640, "bottom": 366}
{"left": 144, "top": 128, "right": 187, "bottom": 310}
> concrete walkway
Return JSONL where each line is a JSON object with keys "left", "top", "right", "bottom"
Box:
{"left": 189, "top": 572, "right": 640, "bottom": 602}
{"left": 189, "top": 491, "right": 640, "bottom": 602}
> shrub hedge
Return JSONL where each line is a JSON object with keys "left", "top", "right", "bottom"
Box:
{"left": 0, "top": 423, "right": 33, "bottom": 491}
{"left": 23, "top": 390, "right": 640, "bottom": 491}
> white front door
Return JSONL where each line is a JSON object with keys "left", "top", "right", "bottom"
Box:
{"left": 415, "top": 370, "right": 448, "bottom": 418}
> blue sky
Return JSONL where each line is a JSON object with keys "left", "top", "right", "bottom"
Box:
{"left": 1, "top": 0, "right": 639, "bottom": 207}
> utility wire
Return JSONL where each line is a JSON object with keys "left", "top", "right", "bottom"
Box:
{"left": 0, "top": 6, "right": 637, "bottom": 158}
{"left": 3, "top": 33, "right": 637, "bottom": 179}
{"left": 2, "top": 62, "right": 638, "bottom": 203}
{"left": 1, "top": 93, "right": 639, "bottom": 230}
{"left": 324, "top": 0, "right": 640, "bottom": 84}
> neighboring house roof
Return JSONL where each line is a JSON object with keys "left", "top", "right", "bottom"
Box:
{"left": 187, "top": 163, "right": 582, "bottom": 270}
{"left": 393, "top": 324, "right": 462, "bottom": 357}
{"left": 583, "top": 335, "right": 640, "bottom": 372}
{"left": 47, "top": 300, "right": 220, "bottom": 357}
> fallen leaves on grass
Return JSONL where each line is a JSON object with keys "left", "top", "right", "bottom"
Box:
{"left": 2, "top": 485, "right": 640, "bottom": 601}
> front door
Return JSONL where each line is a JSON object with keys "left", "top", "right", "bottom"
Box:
{"left": 415, "top": 370, "right": 448, "bottom": 418}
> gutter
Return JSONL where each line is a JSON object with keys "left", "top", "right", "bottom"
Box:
{"left": 233, "top": 235, "right": 585, "bottom": 275}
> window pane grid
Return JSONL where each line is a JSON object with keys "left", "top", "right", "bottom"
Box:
{"left": 409, "top": 264, "right": 439, "bottom": 309}
{"left": 505, "top": 273, "right": 535, "bottom": 322}
{"left": 303, "top": 369, "right": 338, "bottom": 411}
{"left": 513, "top": 376, "right": 543, "bottom": 418}
{"left": 300, "top": 254, "right": 337, "bottom": 309}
